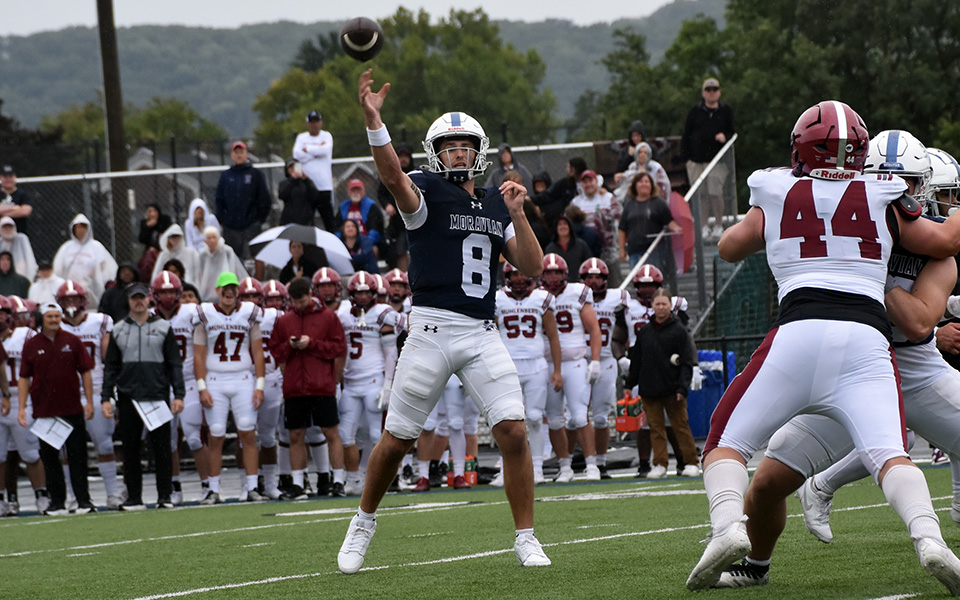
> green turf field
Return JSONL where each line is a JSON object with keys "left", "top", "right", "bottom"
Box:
{"left": 2, "top": 466, "right": 959, "bottom": 599}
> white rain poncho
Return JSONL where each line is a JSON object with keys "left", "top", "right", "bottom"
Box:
{"left": 197, "top": 230, "right": 248, "bottom": 301}
{"left": 52, "top": 213, "right": 118, "bottom": 306}
{"left": 0, "top": 216, "right": 37, "bottom": 281}
{"left": 184, "top": 198, "right": 221, "bottom": 254}
{"left": 152, "top": 223, "right": 201, "bottom": 285}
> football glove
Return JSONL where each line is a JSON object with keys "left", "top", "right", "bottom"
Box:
{"left": 377, "top": 381, "right": 392, "bottom": 411}
{"left": 690, "top": 366, "right": 704, "bottom": 391}
{"left": 586, "top": 360, "right": 602, "bottom": 384}
{"left": 617, "top": 356, "right": 631, "bottom": 375}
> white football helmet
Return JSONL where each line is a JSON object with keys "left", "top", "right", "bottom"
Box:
{"left": 863, "top": 130, "right": 932, "bottom": 199}
{"left": 423, "top": 112, "right": 490, "bottom": 183}
{"left": 926, "top": 147, "right": 960, "bottom": 217}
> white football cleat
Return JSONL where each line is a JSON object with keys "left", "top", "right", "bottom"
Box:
{"left": 918, "top": 538, "right": 960, "bottom": 596}
{"left": 339, "top": 514, "right": 377, "bottom": 574}
{"left": 681, "top": 465, "right": 701, "bottom": 477}
{"left": 170, "top": 491, "right": 183, "bottom": 506}
{"left": 533, "top": 469, "right": 546, "bottom": 485}
{"left": 554, "top": 465, "right": 575, "bottom": 483}
{"left": 344, "top": 480, "right": 364, "bottom": 496}
{"left": 264, "top": 487, "right": 283, "bottom": 501}
{"left": 35, "top": 495, "right": 51, "bottom": 515}
{"left": 647, "top": 465, "right": 667, "bottom": 479}
{"left": 106, "top": 494, "right": 124, "bottom": 510}
{"left": 585, "top": 464, "right": 601, "bottom": 481}
{"left": 795, "top": 478, "right": 833, "bottom": 543}
{"left": 515, "top": 533, "right": 551, "bottom": 567}
{"left": 488, "top": 472, "right": 505, "bottom": 488}
{"left": 686, "top": 518, "right": 751, "bottom": 591}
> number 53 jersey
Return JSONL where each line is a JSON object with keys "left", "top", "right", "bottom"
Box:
{"left": 405, "top": 170, "right": 516, "bottom": 321}
{"left": 750, "top": 167, "right": 907, "bottom": 304}
{"left": 494, "top": 288, "right": 556, "bottom": 362}
{"left": 194, "top": 301, "right": 263, "bottom": 374}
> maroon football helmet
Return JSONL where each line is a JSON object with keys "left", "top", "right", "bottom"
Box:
{"left": 632, "top": 264, "right": 664, "bottom": 307}
{"left": 503, "top": 262, "right": 534, "bottom": 298}
{"left": 541, "top": 253, "right": 568, "bottom": 296}
{"left": 578, "top": 257, "right": 609, "bottom": 294}
{"left": 311, "top": 268, "right": 342, "bottom": 305}
{"left": 151, "top": 271, "right": 183, "bottom": 312}
{"left": 791, "top": 100, "right": 869, "bottom": 180}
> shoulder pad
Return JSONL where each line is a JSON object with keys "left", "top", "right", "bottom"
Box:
{"left": 894, "top": 193, "right": 922, "bottom": 221}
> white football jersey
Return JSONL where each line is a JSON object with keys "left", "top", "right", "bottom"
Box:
{"left": 61, "top": 312, "right": 112, "bottom": 388}
{"left": 3, "top": 326, "right": 36, "bottom": 405}
{"left": 750, "top": 168, "right": 906, "bottom": 304}
{"left": 259, "top": 307, "right": 283, "bottom": 376}
{"left": 550, "top": 282, "right": 593, "bottom": 361}
{"left": 338, "top": 303, "right": 397, "bottom": 381}
{"left": 194, "top": 301, "right": 262, "bottom": 374}
{"left": 154, "top": 304, "right": 197, "bottom": 382}
{"left": 495, "top": 288, "right": 556, "bottom": 361}
{"left": 590, "top": 289, "right": 629, "bottom": 359}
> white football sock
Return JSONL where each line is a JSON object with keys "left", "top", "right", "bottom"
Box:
{"left": 559, "top": 457, "right": 572, "bottom": 469}
{"left": 246, "top": 475, "right": 258, "bottom": 493}
{"left": 596, "top": 453, "right": 607, "bottom": 467}
{"left": 278, "top": 445, "right": 291, "bottom": 475}
{"left": 292, "top": 469, "right": 305, "bottom": 488}
{"left": 311, "top": 443, "right": 330, "bottom": 474}
{"left": 703, "top": 458, "right": 749, "bottom": 533}
{"left": 526, "top": 418, "right": 545, "bottom": 468}
{"left": 585, "top": 455, "right": 597, "bottom": 466}
{"left": 208, "top": 476, "right": 220, "bottom": 494}
{"left": 881, "top": 464, "right": 944, "bottom": 545}
{"left": 950, "top": 455, "right": 960, "bottom": 502}
{"left": 98, "top": 461, "right": 119, "bottom": 497}
{"left": 262, "top": 464, "right": 278, "bottom": 490}
{"left": 813, "top": 450, "right": 868, "bottom": 497}
{"left": 333, "top": 468, "right": 346, "bottom": 485}
{"left": 418, "top": 460, "right": 430, "bottom": 479}
{"left": 449, "top": 428, "right": 466, "bottom": 476}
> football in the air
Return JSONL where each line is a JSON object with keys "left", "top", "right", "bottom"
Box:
{"left": 340, "top": 17, "right": 384, "bottom": 62}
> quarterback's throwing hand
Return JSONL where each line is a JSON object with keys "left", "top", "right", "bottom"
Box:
{"left": 358, "top": 69, "right": 390, "bottom": 123}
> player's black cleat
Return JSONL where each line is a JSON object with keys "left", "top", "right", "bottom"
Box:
{"left": 714, "top": 560, "right": 769, "bottom": 588}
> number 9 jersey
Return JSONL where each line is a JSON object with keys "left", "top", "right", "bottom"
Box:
{"left": 751, "top": 167, "right": 907, "bottom": 304}
{"left": 404, "top": 170, "right": 516, "bottom": 320}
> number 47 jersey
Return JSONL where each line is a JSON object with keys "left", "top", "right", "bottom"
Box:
{"left": 751, "top": 168, "right": 907, "bottom": 304}
{"left": 194, "top": 301, "right": 262, "bottom": 374}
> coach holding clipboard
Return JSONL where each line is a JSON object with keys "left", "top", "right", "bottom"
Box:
{"left": 18, "top": 301, "right": 95, "bottom": 515}
{"left": 102, "top": 282, "right": 184, "bottom": 511}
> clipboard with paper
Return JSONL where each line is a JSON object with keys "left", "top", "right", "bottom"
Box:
{"left": 133, "top": 400, "right": 173, "bottom": 431}
{"left": 30, "top": 417, "right": 74, "bottom": 449}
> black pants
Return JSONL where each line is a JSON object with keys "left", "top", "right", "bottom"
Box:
{"left": 38, "top": 413, "right": 89, "bottom": 507}
{"left": 118, "top": 396, "right": 172, "bottom": 502}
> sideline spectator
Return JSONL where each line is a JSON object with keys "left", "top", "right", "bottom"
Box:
{"left": 196, "top": 226, "right": 248, "bottom": 302}
{"left": 681, "top": 77, "right": 736, "bottom": 240}
{"left": 615, "top": 141, "right": 672, "bottom": 201}
{"left": 524, "top": 199, "right": 550, "bottom": 250}
{"left": 161, "top": 259, "right": 186, "bottom": 282}
{"left": 564, "top": 205, "right": 602, "bottom": 258}
{"left": 0, "top": 251, "right": 31, "bottom": 298}
{"left": 138, "top": 203, "right": 172, "bottom": 253}
{"left": 536, "top": 157, "right": 587, "bottom": 230}
{"left": 625, "top": 289, "right": 700, "bottom": 479}
{"left": 28, "top": 259, "right": 65, "bottom": 305}
{"left": 52, "top": 213, "right": 118, "bottom": 307}
{"left": 376, "top": 143, "right": 414, "bottom": 271}
{"left": 616, "top": 120, "right": 648, "bottom": 174}
{"left": 151, "top": 224, "right": 200, "bottom": 284}
{"left": 18, "top": 302, "right": 96, "bottom": 515}
{"left": 0, "top": 216, "right": 36, "bottom": 281}
{"left": 619, "top": 172, "right": 681, "bottom": 279}
{"left": 571, "top": 171, "right": 622, "bottom": 284}
{"left": 544, "top": 215, "right": 591, "bottom": 282}
{"left": 268, "top": 277, "right": 347, "bottom": 498}
{"left": 337, "top": 179, "right": 384, "bottom": 246}
{"left": 293, "top": 111, "right": 334, "bottom": 219}
{"left": 98, "top": 263, "right": 139, "bottom": 324}
{"left": 337, "top": 219, "right": 379, "bottom": 274}
{"left": 279, "top": 158, "right": 334, "bottom": 230}
{"left": 485, "top": 144, "right": 533, "bottom": 191}
{"left": 0, "top": 165, "right": 33, "bottom": 234}
{"left": 531, "top": 171, "right": 552, "bottom": 196}
{"left": 184, "top": 198, "right": 220, "bottom": 254}
{"left": 101, "top": 282, "right": 184, "bottom": 510}
{"left": 279, "top": 241, "right": 321, "bottom": 284}
{"left": 215, "top": 141, "right": 272, "bottom": 259}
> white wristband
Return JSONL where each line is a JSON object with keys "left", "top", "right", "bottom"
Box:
{"left": 196, "top": 379, "right": 207, "bottom": 392}
{"left": 256, "top": 377, "right": 266, "bottom": 391}
{"left": 366, "top": 125, "right": 391, "bottom": 147}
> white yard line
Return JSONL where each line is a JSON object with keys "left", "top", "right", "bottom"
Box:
{"left": 866, "top": 595, "right": 919, "bottom": 600}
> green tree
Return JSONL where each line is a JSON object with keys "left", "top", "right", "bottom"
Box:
{"left": 126, "top": 97, "right": 227, "bottom": 142}
{"left": 254, "top": 7, "right": 557, "bottom": 158}
{"left": 291, "top": 31, "right": 344, "bottom": 72}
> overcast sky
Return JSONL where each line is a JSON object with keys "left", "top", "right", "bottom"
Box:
{"left": 1, "top": 0, "right": 677, "bottom": 36}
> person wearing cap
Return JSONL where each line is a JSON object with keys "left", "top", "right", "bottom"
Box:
{"left": 28, "top": 259, "right": 64, "bottom": 305}
{"left": 278, "top": 157, "right": 335, "bottom": 230}
{"left": 18, "top": 302, "right": 96, "bottom": 515}
{"left": 101, "top": 282, "right": 184, "bottom": 510}
{"left": 192, "top": 271, "right": 266, "bottom": 504}
{"left": 0, "top": 216, "right": 36, "bottom": 281}
{"left": 214, "top": 140, "right": 272, "bottom": 260}
{"left": 680, "top": 77, "right": 736, "bottom": 240}
{"left": 293, "top": 111, "right": 335, "bottom": 218}
{"left": 0, "top": 165, "right": 33, "bottom": 235}
{"left": 336, "top": 179, "right": 384, "bottom": 248}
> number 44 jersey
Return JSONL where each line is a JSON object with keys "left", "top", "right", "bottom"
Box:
{"left": 751, "top": 167, "right": 906, "bottom": 304}
{"left": 495, "top": 287, "right": 556, "bottom": 362}
{"left": 194, "top": 301, "right": 263, "bottom": 374}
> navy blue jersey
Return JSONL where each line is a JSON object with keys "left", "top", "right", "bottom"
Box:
{"left": 406, "top": 170, "right": 514, "bottom": 320}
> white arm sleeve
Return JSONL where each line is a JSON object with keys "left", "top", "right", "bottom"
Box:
{"left": 400, "top": 190, "right": 428, "bottom": 230}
